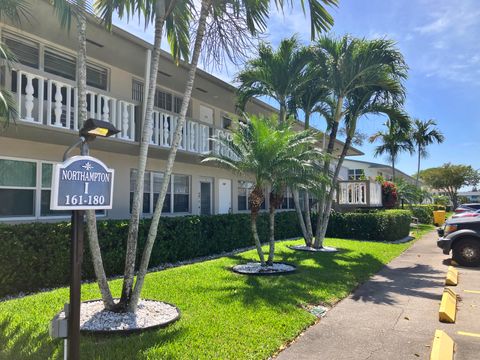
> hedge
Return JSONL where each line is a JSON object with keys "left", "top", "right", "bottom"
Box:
{"left": 325, "top": 210, "right": 412, "bottom": 242}
{"left": 0, "top": 210, "right": 411, "bottom": 298}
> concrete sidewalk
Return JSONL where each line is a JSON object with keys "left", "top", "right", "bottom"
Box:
{"left": 276, "top": 231, "right": 480, "bottom": 360}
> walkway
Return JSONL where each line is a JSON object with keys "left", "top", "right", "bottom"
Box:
{"left": 276, "top": 231, "right": 480, "bottom": 360}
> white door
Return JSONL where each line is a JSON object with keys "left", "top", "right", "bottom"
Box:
{"left": 218, "top": 178, "right": 232, "bottom": 214}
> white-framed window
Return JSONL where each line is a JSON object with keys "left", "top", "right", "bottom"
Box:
{"left": 348, "top": 169, "right": 365, "bottom": 180}
{"left": 2, "top": 32, "right": 109, "bottom": 90}
{"left": 280, "top": 188, "right": 295, "bottom": 210}
{"left": 130, "top": 170, "right": 190, "bottom": 214}
{"left": 0, "top": 157, "right": 104, "bottom": 220}
{"left": 237, "top": 181, "right": 266, "bottom": 211}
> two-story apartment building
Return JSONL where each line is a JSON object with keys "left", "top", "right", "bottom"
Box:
{"left": 0, "top": 1, "right": 365, "bottom": 222}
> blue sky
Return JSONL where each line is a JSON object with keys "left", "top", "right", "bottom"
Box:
{"left": 115, "top": 0, "right": 480, "bottom": 177}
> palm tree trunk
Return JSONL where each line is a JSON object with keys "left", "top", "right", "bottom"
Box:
{"left": 293, "top": 189, "right": 311, "bottom": 246}
{"left": 127, "top": 0, "right": 211, "bottom": 313}
{"left": 314, "top": 135, "right": 352, "bottom": 248}
{"left": 119, "top": 0, "right": 166, "bottom": 311}
{"left": 279, "top": 98, "right": 287, "bottom": 124}
{"left": 313, "top": 96, "right": 343, "bottom": 248}
{"left": 416, "top": 145, "right": 421, "bottom": 187}
{"left": 304, "top": 111, "right": 310, "bottom": 129}
{"left": 392, "top": 157, "right": 396, "bottom": 183}
{"left": 267, "top": 206, "right": 275, "bottom": 265}
{"left": 76, "top": 5, "right": 115, "bottom": 309}
{"left": 304, "top": 193, "right": 313, "bottom": 242}
{"left": 251, "top": 212, "right": 265, "bottom": 266}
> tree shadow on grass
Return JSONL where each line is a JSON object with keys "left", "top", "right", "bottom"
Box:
{"left": 0, "top": 314, "right": 185, "bottom": 360}
{"left": 198, "top": 246, "right": 389, "bottom": 312}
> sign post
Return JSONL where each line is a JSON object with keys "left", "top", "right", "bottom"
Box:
{"left": 50, "top": 142, "right": 114, "bottom": 360}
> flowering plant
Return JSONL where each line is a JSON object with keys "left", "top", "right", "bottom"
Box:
{"left": 382, "top": 181, "right": 398, "bottom": 208}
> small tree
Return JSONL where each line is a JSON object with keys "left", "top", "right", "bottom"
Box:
{"left": 419, "top": 163, "right": 479, "bottom": 209}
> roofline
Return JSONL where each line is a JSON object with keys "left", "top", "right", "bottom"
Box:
{"left": 343, "top": 158, "right": 417, "bottom": 180}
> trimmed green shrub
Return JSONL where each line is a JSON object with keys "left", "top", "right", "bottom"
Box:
{"left": 0, "top": 209, "right": 411, "bottom": 297}
{"left": 324, "top": 210, "right": 412, "bottom": 242}
{"left": 410, "top": 206, "right": 433, "bottom": 224}
{"left": 0, "top": 212, "right": 300, "bottom": 297}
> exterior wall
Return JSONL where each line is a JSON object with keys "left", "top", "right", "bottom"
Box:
{"left": 0, "top": 137, "right": 272, "bottom": 222}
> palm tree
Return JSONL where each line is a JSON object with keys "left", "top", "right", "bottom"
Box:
{"left": 288, "top": 64, "right": 330, "bottom": 246}
{"left": 95, "top": 0, "right": 192, "bottom": 312}
{"left": 412, "top": 119, "right": 444, "bottom": 186}
{"left": 369, "top": 113, "right": 414, "bottom": 182}
{"left": 236, "top": 36, "right": 313, "bottom": 124}
{"left": 127, "top": 0, "right": 339, "bottom": 312}
{"left": 0, "top": 0, "right": 31, "bottom": 126}
{"left": 203, "top": 116, "right": 321, "bottom": 265}
{"left": 313, "top": 37, "right": 408, "bottom": 249}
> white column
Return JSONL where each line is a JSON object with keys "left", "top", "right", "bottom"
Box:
{"left": 53, "top": 82, "right": 63, "bottom": 127}
{"left": 24, "top": 74, "right": 34, "bottom": 122}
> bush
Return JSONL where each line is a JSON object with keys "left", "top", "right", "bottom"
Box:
{"left": 382, "top": 181, "right": 398, "bottom": 208}
{"left": 0, "top": 212, "right": 300, "bottom": 298}
{"left": 0, "top": 209, "right": 412, "bottom": 298}
{"left": 324, "top": 210, "right": 412, "bottom": 242}
{"left": 410, "top": 206, "right": 433, "bottom": 224}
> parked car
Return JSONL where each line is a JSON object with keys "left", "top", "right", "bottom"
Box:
{"left": 454, "top": 203, "right": 480, "bottom": 214}
{"left": 437, "top": 217, "right": 480, "bottom": 266}
{"left": 451, "top": 209, "right": 480, "bottom": 219}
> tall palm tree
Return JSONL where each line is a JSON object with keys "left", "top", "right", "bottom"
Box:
{"left": 412, "top": 118, "right": 444, "bottom": 186}
{"left": 203, "top": 116, "right": 321, "bottom": 265}
{"left": 369, "top": 113, "right": 414, "bottom": 182}
{"left": 95, "top": 0, "right": 192, "bottom": 312}
{"left": 0, "top": 0, "right": 31, "bottom": 126}
{"left": 313, "top": 37, "right": 408, "bottom": 249}
{"left": 127, "top": 0, "right": 339, "bottom": 312}
{"left": 236, "top": 36, "right": 313, "bottom": 124}
{"left": 287, "top": 63, "right": 330, "bottom": 246}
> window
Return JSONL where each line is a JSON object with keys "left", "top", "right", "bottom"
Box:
{"left": 0, "top": 157, "right": 81, "bottom": 219}
{"left": 348, "top": 169, "right": 365, "bottom": 180}
{"left": 154, "top": 89, "right": 173, "bottom": 111}
{"left": 132, "top": 80, "right": 144, "bottom": 102}
{"left": 222, "top": 116, "right": 232, "bottom": 129}
{"left": 130, "top": 170, "right": 190, "bottom": 214}
{"left": 280, "top": 188, "right": 295, "bottom": 210}
{"left": 3, "top": 34, "right": 39, "bottom": 68}
{"left": 44, "top": 49, "right": 76, "bottom": 81}
{"left": 87, "top": 63, "right": 108, "bottom": 90}
{"left": 238, "top": 181, "right": 266, "bottom": 211}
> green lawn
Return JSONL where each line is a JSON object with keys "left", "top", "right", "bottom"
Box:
{"left": 0, "top": 234, "right": 432, "bottom": 360}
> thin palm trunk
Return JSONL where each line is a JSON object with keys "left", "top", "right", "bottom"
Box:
{"left": 76, "top": 4, "right": 115, "bottom": 309}
{"left": 251, "top": 212, "right": 265, "bottom": 265}
{"left": 292, "top": 189, "right": 311, "bottom": 246}
{"left": 315, "top": 135, "right": 352, "bottom": 246}
{"left": 416, "top": 145, "right": 421, "bottom": 187}
{"left": 279, "top": 98, "right": 287, "bottom": 124}
{"left": 119, "top": 0, "right": 166, "bottom": 311}
{"left": 127, "top": 0, "right": 211, "bottom": 313}
{"left": 392, "top": 156, "right": 396, "bottom": 183}
{"left": 267, "top": 206, "right": 275, "bottom": 265}
{"left": 313, "top": 96, "right": 343, "bottom": 248}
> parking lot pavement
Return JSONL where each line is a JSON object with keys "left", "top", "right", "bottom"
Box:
{"left": 275, "top": 231, "right": 480, "bottom": 360}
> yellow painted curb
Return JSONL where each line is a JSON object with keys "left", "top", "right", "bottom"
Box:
{"left": 430, "top": 330, "right": 454, "bottom": 360}
{"left": 445, "top": 266, "right": 458, "bottom": 286}
{"left": 457, "top": 331, "right": 480, "bottom": 338}
{"left": 439, "top": 288, "right": 457, "bottom": 323}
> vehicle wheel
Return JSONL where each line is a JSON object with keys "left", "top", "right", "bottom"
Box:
{"left": 452, "top": 238, "right": 480, "bottom": 267}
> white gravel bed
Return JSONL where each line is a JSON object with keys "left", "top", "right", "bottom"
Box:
{"left": 289, "top": 245, "right": 338, "bottom": 252}
{"left": 232, "top": 262, "right": 296, "bottom": 275}
{"left": 60, "top": 300, "right": 180, "bottom": 332}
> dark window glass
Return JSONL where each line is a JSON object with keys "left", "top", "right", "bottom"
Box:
{"left": 40, "top": 190, "right": 70, "bottom": 217}
{"left": 132, "top": 80, "right": 144, "bottom": 102}
{"left": 0, "top": 189, "right": 35, "bottom": 217}
{"left": 87, "top": 64, "right": 108, "bottom": 90}
{"left": 238, "top": 195, "right": 247, "bottom": 211}
{"left": 44, "top": 50, "right": 76, "bottom": 81}
{"left": 173, "top": 175, "right": 189, "bottom": 213}
{"left": 4, "top": 36, "right": 39, "bottom": 68}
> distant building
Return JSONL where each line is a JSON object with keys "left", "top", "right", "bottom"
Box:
{"left": 458, "top": 191, "right": 480, "bottom": 203}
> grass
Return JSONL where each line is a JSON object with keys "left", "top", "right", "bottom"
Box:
{"left": 0, "top": 233, "right": 433, "bottom": 360}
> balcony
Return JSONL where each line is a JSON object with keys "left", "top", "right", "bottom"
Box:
{"left": 9, "top": 67, "right": 232, "bottom": 157}
{"left": 337, "top": 180, "right": 382, "bottom": 207}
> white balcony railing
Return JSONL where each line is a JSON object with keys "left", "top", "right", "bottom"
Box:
{"left": 11, "top": 67, "right": 234, "bottom": 157}
{"left": 12, "top": 69, "right": 136, "bottom": 141}
{"left": 338, "top": 181, "right": 382, "bottom": 207}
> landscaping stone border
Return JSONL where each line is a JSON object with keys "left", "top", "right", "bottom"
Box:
{"left": 231, "top": 262, "right": 297, "bottom": 276}
{"left": 288, "top": 245, "right": 338, "bottom": 253}
{"left": 74, "top": 299, "right": 181, "bottom": 335}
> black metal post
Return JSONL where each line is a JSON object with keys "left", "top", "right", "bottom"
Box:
{"left": 68, "top": 209, "right": 84, "bottom": 360}
{"left": 67, "top": 139, "right": 89, "bottom": 360}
